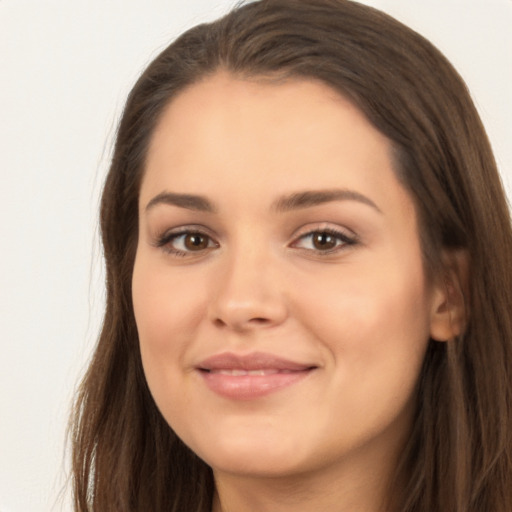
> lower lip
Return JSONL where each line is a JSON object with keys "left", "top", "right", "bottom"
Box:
{"left": 199, "top": 369, "right": 313, "bottom": 400}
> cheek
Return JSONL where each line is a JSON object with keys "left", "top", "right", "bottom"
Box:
{"left": 297, "top": 256, "right": 431, "bottom": 383}
{"left": 132, "top": 254, "right": 207, "bottom": 401}
{"left": 133, "top": 255, "right": 206, "bottom": 343}
{"left": 296, "top": 261, "right": 431, "bottom": 446}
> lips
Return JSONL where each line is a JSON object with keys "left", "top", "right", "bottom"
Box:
{"left": 196, "top": 352, "right": 317, "bottom": 400}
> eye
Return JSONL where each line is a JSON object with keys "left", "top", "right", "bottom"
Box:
{"left": 292, "top": 228, "right": 357, "bottom": 254}
{"left": 156, "top": 229, "right": 218, "bottom": 257}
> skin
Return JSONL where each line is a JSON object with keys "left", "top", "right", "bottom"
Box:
{"left": 132, "top": 72, "right": 454, "bottom": 512}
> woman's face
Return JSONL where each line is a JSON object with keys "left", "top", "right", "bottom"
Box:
{"left": 133, "top": 73, "right": 447, "bottom": 479}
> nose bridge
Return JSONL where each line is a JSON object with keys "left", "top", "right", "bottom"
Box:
{"left": 209, "top": 231, "right": 287, "bottom": 329}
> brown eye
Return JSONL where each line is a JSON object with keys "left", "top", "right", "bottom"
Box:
{"left": 291, "top": 228, "right": 356, "bottom": 254}
{"left": 312, "top": 232, "right": 337, "bottom": 250}
{"left": 184, "top": 233, "right": 209, "bottom": 250}
{"left": 157, "top": 230, "right": 218, "bottom": 256}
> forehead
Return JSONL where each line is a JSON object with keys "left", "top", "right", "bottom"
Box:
{"left": 147, "top": 72, "right": 386, "bottom": 164}
{"left": 141, "top": 72, "right": 411, "bottom": 219}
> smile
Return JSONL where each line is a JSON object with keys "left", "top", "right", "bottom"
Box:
{"left": 208, "top": 369, "right": 290, "bottom": 376}
{"left": 196, "top": 352, "right": 317, "bottom": 400}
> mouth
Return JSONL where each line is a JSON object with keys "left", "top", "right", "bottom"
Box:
{"left": 203, "top": 368, "right": 298, "bottom": 376}
{"left": 196, "top": 352, "right": 317, "bottom": 400}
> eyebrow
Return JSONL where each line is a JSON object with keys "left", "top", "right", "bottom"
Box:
{"left": 144, "top": 188, "right": 381, "bottom": 214}
{"left": 145, "top": 192, "right": 217, "bottom": 213}
{"left": 272, "top": 189, "right": 382, "bottom": 213}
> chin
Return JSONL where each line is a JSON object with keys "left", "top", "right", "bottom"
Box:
{"left": 208, "top": 452, "right": 307, "bottom": 479}
{"left": 187, "top": 428, "right": 312, "bottom": 478}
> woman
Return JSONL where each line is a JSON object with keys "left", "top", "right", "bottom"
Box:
{"left": 70, "top": 0, "right": 512, "bottom": 510}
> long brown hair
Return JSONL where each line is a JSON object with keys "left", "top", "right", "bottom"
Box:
{"left": 70, "top": 1, "right": 512, "bottom": 510}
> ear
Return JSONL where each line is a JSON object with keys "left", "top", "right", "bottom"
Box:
{"left": 429, "top": 249, "right": 469, "bottom": 342}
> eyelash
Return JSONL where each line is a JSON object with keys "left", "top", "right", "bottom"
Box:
{"left": 155, "top": 228, "right": 218, "bottom": 257}
{"left": 155, "top": 226, "right": 358, "bottom": 258}
{"left": 291, "top": 227, "right": 358, "bottom": 255}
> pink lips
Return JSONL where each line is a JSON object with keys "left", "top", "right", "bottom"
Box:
{"left": 197, "top": 352, "right": 316, "bottom": 400}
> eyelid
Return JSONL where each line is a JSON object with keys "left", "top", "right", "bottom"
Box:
{"left": 153, "top": 225, "right": 219, "bottom": 256}
{"left": 152, "top": 222, "right": 358, "bottom": 257}
{"left": 292, "top": 222, "right": 356, "bottom": 239}
{"left": 290, "top": 223, "right": 358, "bottom": 254}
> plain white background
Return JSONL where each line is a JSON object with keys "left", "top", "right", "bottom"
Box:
{"left": 1, "top": 1, "right": 511, "bottom": 511}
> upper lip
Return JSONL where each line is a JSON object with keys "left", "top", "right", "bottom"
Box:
{"left": 197, "top": 352, "right": 316, "bottom": 372}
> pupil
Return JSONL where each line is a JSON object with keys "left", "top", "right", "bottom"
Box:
{"left": 314, "top": 232, "right": 336, "bottom": 250}
{"left": 185, "top": 234, "right": 207, "bottom": 250}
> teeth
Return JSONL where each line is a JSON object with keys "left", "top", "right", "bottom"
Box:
{"left": 213, "top": 369, "right": 281, "bottom": 376}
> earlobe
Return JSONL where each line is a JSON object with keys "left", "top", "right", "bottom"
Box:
{"left": 429, "top": 250, "right": 469, "bottom": 342}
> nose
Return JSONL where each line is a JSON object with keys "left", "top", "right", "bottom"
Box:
{"left": 208, "top": 245, "right": 288, "bottom": 332}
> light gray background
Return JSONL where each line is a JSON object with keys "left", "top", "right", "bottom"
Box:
{"left": 1, "top": 1, "right": 511, "bottom": 511}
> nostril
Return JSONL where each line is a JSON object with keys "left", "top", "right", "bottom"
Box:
{"left": 212, "top": 316, "right": 271, "bottom": 329}
{"left": 251, "top": 317, "right": 269, "bottom": 324}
